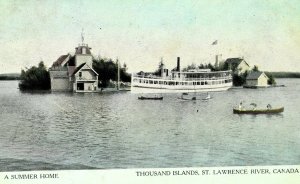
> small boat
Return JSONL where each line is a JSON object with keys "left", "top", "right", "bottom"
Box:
{"left": 138, "top": 96, "right": 163, "bottom": 100}
{"left": 178, "top": 93, "right": 198, "bottom": 100}
{"left": 202, "top": 97, "right": 212, "bottom": 101}
{"left": 233, "top": 107, "right": 284, "bottom": 114}
{"left": 178, "top": 96, "right": 197, "bottom": 100}
{"left": 202, "top": 94, "right": 212, "bottom": 100}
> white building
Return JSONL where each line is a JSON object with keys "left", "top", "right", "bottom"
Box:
{"left": 245, "top": 71, "right": 269, "bottom": 87}
{"left": 225, "top": 57, "right": 250, "bottom": 75}
{"left": 49, "top": 43, "right": 98, "bottom": 92}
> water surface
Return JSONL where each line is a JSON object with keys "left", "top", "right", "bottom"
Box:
{"left": 0, "top": 79, "right": 299, "bottom": 170}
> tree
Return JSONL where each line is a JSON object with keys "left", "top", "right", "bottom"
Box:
{"left": 221, "top": 61, "right": 229, "bottom": 70}
{"left": 92, "top": 58, "right": 131, "bottom": 87}
{"left": 207, "top": 63, "right": 216, "bottom": 71}
{"left": 19, "top": 61, "right": 51, "bottom": 90}
{"left": 182, "top": 63, "right": 196, "bottom": 71}
{"left": 267, "top": 74, "right": 276, "bottom": 85}
{"left": 232, "top": 71, "right": 248, "bottom": 86}
{"left": 198, "top": 64, "right": 205, "bottom": 69}
{"left": 153, "top": 59, "right": 165, "bottom": 76}
{"left": 252, "top": 65, "right": 259, "bottom": 72}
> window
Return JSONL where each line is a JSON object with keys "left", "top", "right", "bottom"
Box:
{"left": 79, "top": 72, "right": 82, "bottom": 78}
{"left": 82, "top": 48, "right": 86, "bottom": 54}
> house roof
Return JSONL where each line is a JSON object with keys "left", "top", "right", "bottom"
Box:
{"left": 72, "top": 63, "right": 86, "bottom": 75}
{"left": 246, "top": 71, "right": 267, "bottom": 80}
{"left": 75, "top": 45, "right": 92, "bottom": 55}
{"left": 72, "top": 63, "right": 99, "bottom": 76}
{"left": 52, "top": 55, "right": 69, "bottom": 67}
{"left": 225, "top": 58, "right": 249, "bottom": 66}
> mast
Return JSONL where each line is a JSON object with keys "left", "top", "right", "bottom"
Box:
{"left": 117, "top": 58, "right": 120, "bottom": 90}
{"left": 81, "top": 28, "right": 85, "bottom": 44}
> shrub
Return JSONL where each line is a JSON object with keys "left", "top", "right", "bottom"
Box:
{"left": 19, "top": 61, "right": 50, "bottom": 90}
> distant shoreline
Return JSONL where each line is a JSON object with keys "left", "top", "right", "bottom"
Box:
{"left": 0, "top": 73, "right": 20, "bottom": 80}
{"left": 265, "top": 72, "right": 300, "bottom": 78}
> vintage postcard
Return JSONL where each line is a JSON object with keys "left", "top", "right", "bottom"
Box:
{"left": 0, "top": 0, "right": 299, "bottom": 183}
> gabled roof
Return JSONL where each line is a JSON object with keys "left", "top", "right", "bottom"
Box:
{"left": 75, "top": 45, "right": 92, "bottom": 55}
{"left": 225, "top": 58, "right": 249, "bottom": 67}
{"left": 72, "top": 63, "right": 86, "bottom": 75}
{"left": 52, "top": 54, "right": 69, "bottom": 67}
{"left": 72, "top": 63, "right": 98, "bottom": 76}
{"left": 247, "top": 71, "right": 268, "bottom": 80}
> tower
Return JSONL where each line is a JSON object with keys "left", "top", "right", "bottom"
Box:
{"left": 75, "top": 29, "right": 93, "bottom": 66}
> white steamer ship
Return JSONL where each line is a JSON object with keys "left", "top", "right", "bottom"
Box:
{"left": 131, "top": 57, "right": 232, "bottom": 93}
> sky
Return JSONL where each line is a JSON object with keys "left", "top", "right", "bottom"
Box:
{"left": 0, "top": 0, "right": 300, "bottom": 73}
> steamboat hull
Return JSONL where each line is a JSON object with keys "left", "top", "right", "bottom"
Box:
{"left": 131, "top": 84, "right": 232, "bottom": 93}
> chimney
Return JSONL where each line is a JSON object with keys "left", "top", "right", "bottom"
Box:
{"left": 177, "top": 57, "right": 180, "bottom": 71}
{"left": 215, "top": 55, "right": 219, "bottom": 68}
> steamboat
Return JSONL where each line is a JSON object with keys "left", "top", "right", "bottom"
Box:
{"left": 131, "top": 57, "right": 232, "bottom": 93}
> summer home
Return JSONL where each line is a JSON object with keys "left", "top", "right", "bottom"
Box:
{"left": 245, "top": 71, "right": 269, "bottom": 88}
{"left": 49, "top": 42, "right": 98, "bottom": 92}
{"left": 224, "top": 57, "right": 250, "bottom": 75}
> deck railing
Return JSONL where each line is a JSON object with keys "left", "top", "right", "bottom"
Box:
{"left": 132, "top": 75, "right": 232, "bottom": 81}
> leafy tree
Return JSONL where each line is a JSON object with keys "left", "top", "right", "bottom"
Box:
{"left": 252, "top": 65, "right": 259, "bottom": 72}
{"left": 266, "top": 73, "right": 276, "bottom": 85}
{"left": 198, "top": 64, "right": 205, "bottom": 69}
{"left": 216, "top": 61, "right": 226, "bottom": 71}
{"left": 120, "top": 66, "right": 131, "bottom": 83}
{"left": 19, "top": 61, "right": 51, "bottom": 90}
{"left": 219, "top": 62, "right": 230, "bottom": 70}
{"left": 232, "top": 71, "right": 248, "bottom": 86}
{"left": 207, "top": 63, "right": 216, "bottom": 71}
{"left": 187, "top": 63, "right": 196, "bottom": 70}
{"left": 182, "top": 63, "right": 197, "bottom": 71}
{"left": 153, "top": 60, "right": 165, "bottom": 76}
{"left": 92, "top": 58, "right": 131, "bottom": 88}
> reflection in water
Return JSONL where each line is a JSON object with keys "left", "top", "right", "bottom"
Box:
{"left": 0, "top": 79, "right": 299, "bottom": 170}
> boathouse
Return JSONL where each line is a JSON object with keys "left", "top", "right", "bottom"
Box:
{"left": 245, "top": 71, "right": 269, "bottom": 87}
{"left": 225, "top": 57, "right": 250, "bottom": 75}
{"left": 49, "top": 42, "right": 98, "bottom": 92}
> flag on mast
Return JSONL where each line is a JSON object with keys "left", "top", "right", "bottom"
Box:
{"left": 212, "top": 40, "right": 218, "bottom": 45}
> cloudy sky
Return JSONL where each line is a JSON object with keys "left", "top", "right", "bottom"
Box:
{"left": 0, "top": 0, "right": 299, "bottom": 73}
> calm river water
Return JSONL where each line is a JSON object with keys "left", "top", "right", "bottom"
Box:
{"left": 0, "top": 79, "right": 299, "bottom": 171}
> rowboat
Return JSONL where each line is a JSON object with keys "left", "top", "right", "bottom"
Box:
{"left": 178, "top": 96, "right": 197, "bottom": 100}
{"left": 233, "top": 107, "right": 284, "bottom": 114}
{"left": 138, "top": 96, "right": 163, "bottom": 100}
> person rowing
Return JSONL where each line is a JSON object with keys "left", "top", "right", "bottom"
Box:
{"left": 238, "top": 102, "right": 243, "bottom": 110}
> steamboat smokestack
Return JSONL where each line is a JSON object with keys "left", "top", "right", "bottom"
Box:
{"left": 215, "top": 55, "right": 219, "bottom": 68}
{"left": 177, "top": 57, "right": 180, "bottom": 71}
